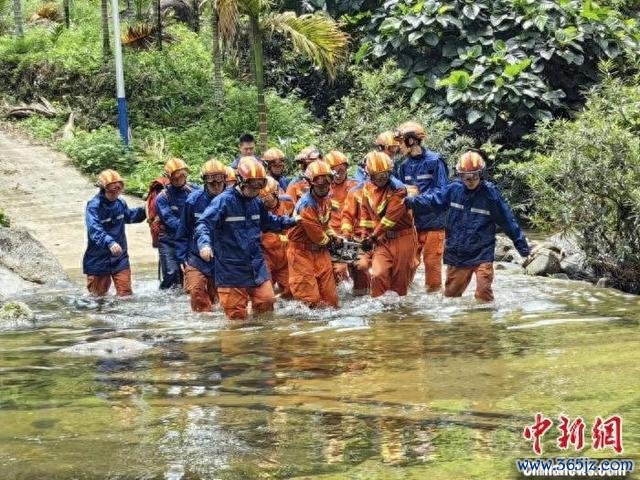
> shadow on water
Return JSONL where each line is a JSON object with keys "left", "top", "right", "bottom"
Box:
{"left": 1, "top": 266, "right": 640, "bottom": 479}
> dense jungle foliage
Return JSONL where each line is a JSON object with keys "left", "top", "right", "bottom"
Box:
{"left": 0, "top": 0, "right": 639, "bottom": 291}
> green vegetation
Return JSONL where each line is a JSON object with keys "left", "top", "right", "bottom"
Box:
{"left": 1, "top": 0, "right": 640, "bottom": 292}
{"left": 0, "top": 207, "right": 9, "bottom": 227}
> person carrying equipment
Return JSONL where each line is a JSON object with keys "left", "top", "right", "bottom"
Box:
{"left": 287, "top": 160, "right": 341, "bottom": 308}
{"left": 405, "top": 151, "right": 530, "bottom": 302}
{"left": 195, "top": 157, "right": 296, "bottom": 320}
{"left": 176, "top": 159, "right": 226, "bottom": 312}
{"left": 359, "top": 152, "right": 418, "bottom": 297}
{"left": 83, "top": 170, "right": 146, "bottom": 296}
{"left": 286, "top": 146, "right": 320, "bottom": 204}
{"left": 155, "top": 158, "right": 198, "bottom": 290}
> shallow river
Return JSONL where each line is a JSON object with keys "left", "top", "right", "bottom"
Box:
{"left": 1, "top": 265, "right": 639, "bottom": 479}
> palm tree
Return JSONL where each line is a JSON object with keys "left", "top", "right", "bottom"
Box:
{"left": 216, "top": 0, "right": 348, "bottom": 150}
{"left": 154, "top": 0, "right": 162, "bottom": 50}
{"left": 63, "top": 0, "right": 70, "bottom": 27}
{"left": 101, "top": 0, "right": 110, "bottom": 60}
{"left": 210, "top": 3, "right": 224, "bottom": 105}
{"left": 13, "top": 0, "right": 23, "bottom": 37}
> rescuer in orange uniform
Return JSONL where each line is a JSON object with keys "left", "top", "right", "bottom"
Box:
{"left": 259, "top": 176, "right": 295, "bottom": 298}
{"left": 341, "top": 178, "right": 373, "bottom": 295}
{"left": 286, "top": 146, "right": 320, "bottom": 204}
{"left": 359, "top": 151, "right": 418, "bottom": 297}
{"left": 325, "top": 150, "right": 358, "bottom": 284}
{"left": 287, "top": 160, "right": 340, "bottom": 307}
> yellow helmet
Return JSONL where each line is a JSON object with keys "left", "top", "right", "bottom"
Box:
{"left": 324, "top": 150, "right": 349, "bottom": 169}
{"left": 225, "top": 166, "right": 237, "bottom": 184}
{"left": 304, "top": 160, "right": 334, "bottom": 182}
{"left": 96, "top": 169, "right": 123, "bottom": 188}
{"left": 375, "top": 131, "right": 400, "bottom": 148}
{"left": 237, "top": 156, "right": 267, "bottom": 182}
{"left": 456, "top": 151, "right": 485, "bottom": 173}
{"left": 395, "top": 121, "right": 427, "bottom": 141}
{"left": 365, "top": 151, "right": 394, "bottom": 175}
{"left": 164, "top": 158, "right": 189, "bottom": 176}
{"left": 262, "top": 147, "right": 285, "bottom": 163}
{"left": 259, "top": 176, "right": 280, "bottom": 197}
{"left": 201, "top": 158, "right": 227, "bottom": 176}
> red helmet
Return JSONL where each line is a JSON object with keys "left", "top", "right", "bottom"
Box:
{"left": 237, "top": 157, "right": 267, "bottom": 188}
{"left": 456, "top": 151, "right": 485, "bottom": 174}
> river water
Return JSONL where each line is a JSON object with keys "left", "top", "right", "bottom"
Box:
{"left": 1, "top": 265, "right": 639, "bottom": 479}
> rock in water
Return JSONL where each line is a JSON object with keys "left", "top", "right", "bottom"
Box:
{"left": 58, "top": 338, "right": 152, "bottom": 359}
{"left": 0, "top": 301, "right": 35, "bottom": 322}
{"left": 525, "top": 250, "right": 562, "bottom": 276}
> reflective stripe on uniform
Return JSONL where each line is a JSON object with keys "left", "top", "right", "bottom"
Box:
{"left": 380, "top": 216, "right": 396, "bottom": 228}
{"left": 226, "top": 216, "right": 245, "bottom": 222}
{"left": 450, "top": 202, "right": 464, "bottom": 209}
{"left": 251, "top": 214, "right": 260, "bottom": 220}
{"left": 100, "top": 218, "right": 112, "bottom": 223}
{"left": 416, "top": 174, "right": 433, "bottom": 180}
{"left": 470, "top": 207, "right": 490, "bottom": 215}
{"left": 116, "top": 214, "right": 124, "bottom": 219}
{"left": 360, "top": 219, "right": 375, "bottom": 228}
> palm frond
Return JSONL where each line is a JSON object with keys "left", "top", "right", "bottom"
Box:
{"left": 216, "top": 0, "right": 239, "bottom": 39}
{"left": 261, "top": 11, "right": 349, "bottom": 79}
{"left": 122, "top": 22, "right": 173, "bottom": 49}
{"left": 34, "top": 2, "right": 60, "bottom": 21}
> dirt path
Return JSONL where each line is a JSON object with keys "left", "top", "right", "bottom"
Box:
{"left": 0, "top": 130, "right": 158, "bottom": 278}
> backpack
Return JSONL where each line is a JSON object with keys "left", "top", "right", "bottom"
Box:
{"left": 145, "top": 177, "right": 170, "bottom": 248}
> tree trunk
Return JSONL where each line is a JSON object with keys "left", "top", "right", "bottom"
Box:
{"left": 63, "top": 0, "right": 70, "bottom": 27}
{"left": 125, "top": 0, "right": 132, "bottom": 17}
{"left": 101, "top": 0, "right": 110, "bottom": 61}
{"left": 13, "top": 0, "right": 24, "bottom": 38}
{"left": 192, "top": 0, "right": 199, "bottom": 32}
{"left": 155, "top": 0, "right": 162, "bottom": 50}
{"left": 250, "top": 15, "right": 267, "bottom": 151}
{"left": 211, "top": 7, "right": 223, "bottom": 105}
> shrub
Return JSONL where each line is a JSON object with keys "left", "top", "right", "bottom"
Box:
{"left": 21, "top": 115, "right": 64, "bottom": 140}
{"left": 511, "top": 75, "right": 640, "bottom": 292}
{"left": 0, "top": 207, "right": 9, "bottom": 227}
{"left": 59, "top": 127, "right": 137, "bottom": 175}
{"left": 320, "top": 62, "right": 473, "bottom": 166}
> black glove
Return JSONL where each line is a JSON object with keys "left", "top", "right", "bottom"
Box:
{"left": 330, "top": 236, "right": 344, "bottom": 249}
{"left": 360, "top": 235, "right": 376, "bottom": 252}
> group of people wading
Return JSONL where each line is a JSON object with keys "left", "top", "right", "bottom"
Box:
{"left": 82, "top": 122, "right": 531, "bottom": 320}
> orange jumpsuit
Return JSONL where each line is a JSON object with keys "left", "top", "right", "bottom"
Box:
{"left": 287, "top": 192, "right": 339, "bottom": 307}
{"left": 329, "top": 179, "right": 358, "bottom": 283}
{"left": 341, "top": 184, "right": 373, "bottom": 295}
{"left": 361, "top": 178, "right": 418, "bottom": 297}
{"left": 286, "top": 177, "right": 310, "bottom": 205}
{"left": 261, "top": 195, "right": 294, "bottom": 299}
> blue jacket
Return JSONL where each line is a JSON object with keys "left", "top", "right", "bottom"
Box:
{"left": 83, "top": 193, "right": 146, "bottom": 275}
{"left": 398, "top": 149, "right": 449, "bottom": 231}
{"left": 156, "top": 184, "right": 199, "bottom": 245}
{"left": 407, "top": 180, "right": 529, "bottom": 267}
{"left": 274, "top": 175, "right": 290, "bottom": 190}
{"left": 176, "top": 188, "right": 217, "bottom": 277}
{"left": 195, "top": 187, "right": 296, "bottom": 287}
{"left": 353, "top": 165, "right": 367, "bottom": 183}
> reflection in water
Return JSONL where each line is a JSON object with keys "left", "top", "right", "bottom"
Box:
{"left": 1, "top": 266, "right": 640, "bottom": 479}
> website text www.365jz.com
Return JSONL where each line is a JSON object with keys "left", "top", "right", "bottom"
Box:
{"left": 516, "top": 457, "right": 635, "bottom": 477}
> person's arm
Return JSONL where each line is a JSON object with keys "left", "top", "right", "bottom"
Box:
{"left": 406, "top": 184, "right": 451, "bottom": 214}
{"left": 175, "top": 200, "right": 192, "bottom": 263}
{"left": 195, "top": 202, "right": 222, "bottom": 253}
{"left": 259, "top": 202, "right": 296, "bottom": 232}
{"left": 156, "top": 194, "right": 181, "bottom": 233}
{"left": 297, "top": 206, "right": 331, "bottom": 246}
{"left": 491, "top": 187, "right": 530, "bottom": 257}
{"left": 86, "top": 203, "right": 115, "bottom": 249}
{"left": 123, "top": 201, "right": 146, "bottom": 224}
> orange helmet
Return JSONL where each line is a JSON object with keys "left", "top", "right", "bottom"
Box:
{"left": 365, "top": 151, "right": 394, "bottom": 175}
{"left": 225, "top": 166, "right": 237, "bottom": 184}
{"left": 324, "top": 150, "right": 349, "bottom": 169}
{"left": 201, "top": 158, "right": 226, "bottom": 176}
{"left": 375, "top": 131, "right": 400, "bottom": 148}
{"left": 456, "top": 151, "right": 485, "bottom": 174}
{"left": 259, "top": 176, "right": 280, "bottom": 198}
{"left": 164, "top": 158, "right": 189, "bottom": 176}
{"left": 96, "top": 169, "right": 123, "bottom": 188}
{"left": 237, "top": 156, "right": 267, "bottom": 184}
{"left": 395, "top": 121, "right": 427, "bottom": 141}
{"left": 304, "top": 160, "right": 334, "bottom": 182}
{"left": 262, "top": 147, "right": 285, "bottom": 163}
{"left": 296, "top": 146, "right": 321, "bottom": 164}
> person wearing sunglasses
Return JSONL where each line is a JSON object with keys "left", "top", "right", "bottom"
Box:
{"left": 195, "top": 157, "right": 296, "bottom": 320}
{"left": 155, "top": 158, "right": 197, "bottom": 290}
{"left": 258, "top": 176, "right": 295, "bottom": 299}
{"left": 358, "top": 151, "right": 418, "bottom": 298}
{"left": 405, "top": 151, "right": 530, "bottom": 302}
{"left": 286, "top": 146, "right": 321, "bottom": 204}
{"left": 83, "top": 169, "right": 146, "bottom": 297}
{"left": 175, "top": 159, "right": 227, "bottom": 312}
{"left": 395, "top": 121, "right": 449, "bottom": 294}
{"left": 262, "top": 147, "right": 290, "bottom": 190}
{"left": 287, "top": 160, "right": 342, "bottom": 308}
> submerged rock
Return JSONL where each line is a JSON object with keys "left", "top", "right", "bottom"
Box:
{"left": 58, "top": 337, "right": 152, "bottom": 359}
{"left": 0, "top": 301, "right": 35, "bottom": 322}
{"left": 525, "top": 249, "right": 562, "bottom": 276}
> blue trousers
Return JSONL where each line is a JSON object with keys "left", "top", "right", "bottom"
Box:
{"left": 158, "top": 239, "right": 183, "bottom": 290}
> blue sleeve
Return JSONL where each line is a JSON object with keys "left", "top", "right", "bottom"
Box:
{"left": 156, "top": 194, "right": 180, "bottom": 233}
{"left": 175, "top": 200, "right": 191, "bottom": 263}
{"left": 490, "top": 188, "right": 530, "bottom": 257}
{"left": 86, "top": 203, "right": 115, "bottom": 249}
{"left": 407, "top": 184, "right": 452, "bottom": 214}
{"left": 123, "top": 202, "right": 146, "bottom": 223}
{"left": 195, "top": 201, "right": 221, "bottom": 251}
{"left": 433, "top": 157, "right": 449, "bottom": 190}
{"left": 259, "top": 202, "right": 296, "bottom": 232}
